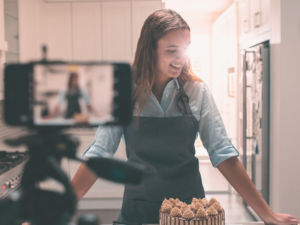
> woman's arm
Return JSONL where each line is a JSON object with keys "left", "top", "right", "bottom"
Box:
{"left": 87, "top": 104, "right": 100, "bottom": 117}
{"left": 43, "top": 89, "right": 66, "bottom": 119}
{"left": 71, "top": 163, "right": 98, "bottom": 202}
{"left": 71, "top": 125, "right": 123, "bottom": 201}
{"left": 196, "top": 84, "right": 299, "bottom": 224}
{"left": 217, "top": 157, "right": 300, "bottom": 225}
{"left": 43, "top": 105, "right": 59, "bottom": 119}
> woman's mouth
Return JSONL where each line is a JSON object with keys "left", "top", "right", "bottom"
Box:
{"left": 170, "top": 63, "right": 182, "bottom": 70}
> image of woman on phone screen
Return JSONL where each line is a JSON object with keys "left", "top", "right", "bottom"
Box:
{"left": 44, "top": 72, "right": 98, "bottom": 121}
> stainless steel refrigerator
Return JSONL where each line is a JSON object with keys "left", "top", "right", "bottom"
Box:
{"left": 239, "top": 42, "right": 270, "bottom": 219}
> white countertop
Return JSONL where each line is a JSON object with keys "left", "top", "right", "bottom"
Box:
{"left": 102, "top": 223, "right": 266, "bottom": 225}
{"left": 225, "top": 223, "right": 264, "bottom": 225}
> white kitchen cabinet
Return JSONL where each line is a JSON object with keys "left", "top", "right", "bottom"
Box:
{"left": 237, "top": 0, "right": 249, "bottom": 43}
{"left": 46, "top": 3, "right": 72, "bottom": 60}
{"left": 16, "top": 0, "right": 162, "bottom": 206}
{"left": 249, "top": 0, "right": 260, "bottom": 32}
{"left": 4, "top": 1, "right": 18, "bottom": 56}
{"left": 257, "top": 0, "right": 270, "bottom": 35}
{"left": 237, "top": 0, "right": 270, "bottom": 44}
{"left": 249, "top": 0, "right": 270, "bottom": 36}
{"left": 72, "top": 2, "right": 102, "bottom": 61}
{"left": 131, "top": 1, "right": 161, "bottom": 57}
{"left": 102, "top": 2, "right": 131, "bottom": 62}
{"left": 22, "top": 1, "right": 162, "bottom": 62}
{"left": 18, "top": 0, "right": 47, "bottom": 62}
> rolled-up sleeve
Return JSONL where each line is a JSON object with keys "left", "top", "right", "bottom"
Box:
{"left": 198, "top": 84, "right": 239, "bottom": 168}
{"left": 56, "top": 90, "right": 66, "bottom": 105}
{"left": 80, "top": 88, "right": 92, "bottom": 105}
{"left": 83, "top": 125, "right": 123, "bottom": 158}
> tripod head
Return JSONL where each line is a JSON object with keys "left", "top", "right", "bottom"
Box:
{"left": 0, "top": 128, "right": 145, "bottom": 225}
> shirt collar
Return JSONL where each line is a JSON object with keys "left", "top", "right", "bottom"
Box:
{"left": 173, "top": 78, "right": 180, "bottom": 89}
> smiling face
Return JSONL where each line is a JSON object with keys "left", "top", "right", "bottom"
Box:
{"left": 155, "top": 28, "right": 190, "bottom": 82}
{"left": 72, "top": 74, "right": 79, "bottom": 86}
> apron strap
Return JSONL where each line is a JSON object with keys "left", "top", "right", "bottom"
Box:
{"left": 177, "top": 78, "right": 193, "bottom": 116}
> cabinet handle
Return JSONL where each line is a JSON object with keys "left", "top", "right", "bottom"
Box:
{"left": 243, "top": 20, "right": 249, "bottom": 33}
{"left": 254, "top": 12, "right": 260, "bottom": 28}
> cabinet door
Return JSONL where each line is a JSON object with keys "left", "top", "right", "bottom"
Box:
{"left": 18, "top": 0, "right": 46, "bottom": 62}
{"left": 131, "top": 1, "right": 162, "bottom": 58}
{"left": 72, "top": 3, "right": 102, "bottom": 61}
{"left": 102, "top": 2, "right": 131, "bottom": 62}
{"left": 257, "top": 0, "right": 270, "bottom": 35}
{"left": 46, "top": 3, "right": 72, "bottom": 60}
{"left": 249, "top": 0, "right": 260, "bottom": 32}
{"left": 237, "top": 0, "right": 250, "bottom": 43}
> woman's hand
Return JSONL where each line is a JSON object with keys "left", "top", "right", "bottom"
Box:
{"left": 263, "top": 212, "right": 300, "bottom": 225}
{"left": 217, "top": 157, "right": 300, "bottom": 225}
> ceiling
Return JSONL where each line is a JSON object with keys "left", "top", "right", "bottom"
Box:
{"left": 165, "top": 0, "right": 235, "bottom": 20}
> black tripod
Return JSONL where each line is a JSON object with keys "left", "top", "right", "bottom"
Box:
{"left": 0, "top": 129, "right": 145, "bottom": 225}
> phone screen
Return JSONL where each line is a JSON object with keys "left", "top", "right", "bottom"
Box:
{"left": 33, "top": 63, "right": 114, "bottom": 126}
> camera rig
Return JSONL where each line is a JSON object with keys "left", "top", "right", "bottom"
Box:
{"left": 0, "top": 47, "right": 144, "bottom": 225}
{"left": 0, "top": 128, "right": 144, "bottom": 225}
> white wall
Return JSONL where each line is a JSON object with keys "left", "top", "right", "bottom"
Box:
{"left": 176, "top": 13, "right": 214, "bottom": 90}
{"left": 269, "top": 0, "right": 300, "bottom": 218}
{"left": 211, "top": 4, "right": 238, "bottom": 147}
{"left": 187, "top": 18, "right": 213, "bottom": 89}
{"left": 0, "top": 0, "right": 4, "bottom": 45}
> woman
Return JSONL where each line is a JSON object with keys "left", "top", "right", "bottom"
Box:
{"left": 45, "top": 72, "right": 97, "bottom": 120}
{"left": 72, "top": 9, "right": 299, "bottom": 225}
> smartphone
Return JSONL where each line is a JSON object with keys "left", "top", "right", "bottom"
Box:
{"left": 4, "top": 61, "right": 132, "bottom": 128}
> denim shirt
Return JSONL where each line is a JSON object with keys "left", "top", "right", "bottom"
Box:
{"left": 84, "top": 78, "right": 239, "bottom": 168}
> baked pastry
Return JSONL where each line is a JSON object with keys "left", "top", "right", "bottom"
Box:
{"left": 159, "top": 197, "right": 225, "bottom": 225}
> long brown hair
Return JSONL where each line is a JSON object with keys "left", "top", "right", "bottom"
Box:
{"left": 68, "top": 72, "right": 78, "bottom": 92}
{"left": 132, "top": 9, "right": 202, "bottom": 125}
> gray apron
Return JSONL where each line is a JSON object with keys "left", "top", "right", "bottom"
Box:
{"left": 65, "top": 87, "right": 81, "bottom": 118}
{"left": 120, "top": 78, "right": 205, "bottom": 224}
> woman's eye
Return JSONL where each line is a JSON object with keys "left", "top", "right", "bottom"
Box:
{"left": 167, "top": 50, "right": 176, "bottom": 53}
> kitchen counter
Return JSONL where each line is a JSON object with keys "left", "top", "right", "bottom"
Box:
{"left": 225, "top": 223, "right": 264, "bottom": 225}
{"left": 102, "top": 222, "right": 266, "bottom": 225}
